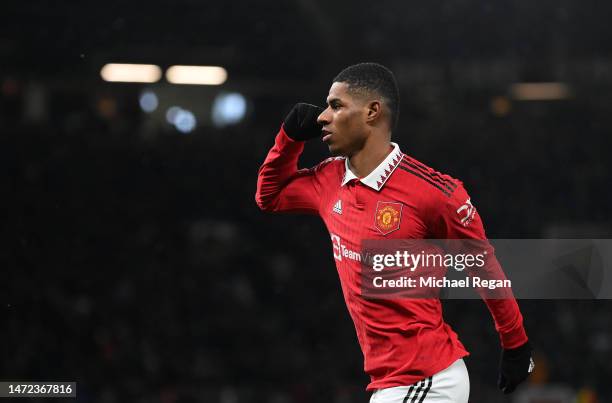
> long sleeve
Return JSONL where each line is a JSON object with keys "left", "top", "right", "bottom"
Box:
{"left": 433, "top": 183, "right": 529, "bottom": 349}
{"left": 255, "top": 125, "right": 322, "bottom": 215}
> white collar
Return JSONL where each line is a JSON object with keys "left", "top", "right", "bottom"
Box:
{"left": 341, "top": 142, "right": 403, "bottom": 191}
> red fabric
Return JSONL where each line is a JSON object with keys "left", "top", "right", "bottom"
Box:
{"left": 256, "top": 127, "right": 528, "bottom": 390}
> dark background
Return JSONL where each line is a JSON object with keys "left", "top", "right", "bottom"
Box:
{"left": 4, "top": 0, "right": 611, "bottom": 402}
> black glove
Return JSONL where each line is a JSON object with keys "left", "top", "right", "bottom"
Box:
{"left": 282, "top": 103, "right": 324, "bottom": 141}
{"left": 498, "top": 341, "right": 534, "bottom": 394}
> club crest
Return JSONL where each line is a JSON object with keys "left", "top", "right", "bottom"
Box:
{"left": 374, "top": 201, "right": 403, "bottom": 235}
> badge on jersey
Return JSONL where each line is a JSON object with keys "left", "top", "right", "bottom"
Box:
{"left": 374, "top": 201, "right": 403, "bottom": 235}
{"left": 456, "top": 198, "right": 476, "bottom": 227}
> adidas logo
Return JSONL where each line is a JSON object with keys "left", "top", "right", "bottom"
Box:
{"left": 333, "top": 199, "right": 343, "bottom": 215}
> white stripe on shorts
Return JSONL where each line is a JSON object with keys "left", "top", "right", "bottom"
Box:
{"left": 369, "top": 359, "right": 469, "bottom": 403}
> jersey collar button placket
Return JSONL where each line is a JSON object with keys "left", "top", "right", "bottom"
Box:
{"left": 354, "top": 180, "right": 365, "bottom": 210}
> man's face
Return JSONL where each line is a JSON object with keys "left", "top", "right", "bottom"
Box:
{"left": 317, "top": 82, "right": 369, "bottom": 157}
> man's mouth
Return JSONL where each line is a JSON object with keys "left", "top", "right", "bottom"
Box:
{"left": 322, "top": 129, "right": 332, "bottom": 142}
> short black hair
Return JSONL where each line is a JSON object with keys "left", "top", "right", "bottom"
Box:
{"left": 333, "top": 62, "right": 400, "bottom": 130}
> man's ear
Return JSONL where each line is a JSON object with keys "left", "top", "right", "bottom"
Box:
{"left": 365, "top": 100, "right": 383, "bottom": 124}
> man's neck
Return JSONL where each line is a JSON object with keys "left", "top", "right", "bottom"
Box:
{"left": 348, "top": 137, "right": 393, "bottom": 179}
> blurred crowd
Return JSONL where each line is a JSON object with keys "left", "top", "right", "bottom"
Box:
{"left": 5, "top": 82, "right": 612, "bottom": 403}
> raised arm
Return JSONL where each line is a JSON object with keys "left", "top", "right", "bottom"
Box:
{"left": 256, "top": 103, "right": 324, "bottom": 214}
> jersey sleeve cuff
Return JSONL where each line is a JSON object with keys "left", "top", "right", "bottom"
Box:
{"left": 280, "top": 124, "right": 298, "bottom": 143}
{"left": 499, "top": 326, "right": 529, "bottom": 349}
{"left": 277, "top": 124, "right": 306, "bottom": 151}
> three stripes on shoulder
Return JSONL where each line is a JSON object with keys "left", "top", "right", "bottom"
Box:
{"left": 399, "top": 155, "right": 458, "bottom": 197}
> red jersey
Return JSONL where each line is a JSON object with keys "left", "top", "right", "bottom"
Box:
{"left": 256, "top": 126, "right": 528, "bottom": 391}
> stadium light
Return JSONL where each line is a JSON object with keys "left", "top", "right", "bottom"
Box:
{"left": 139, "top": 90, "right": 159, "bottom": 113}
{"left": 100, "top": 63, "right": 162, "bottom": 83}
{"left": 166, "top": 65, "right": 227, "bottom": 85}
{"left": 510, "top": 82, "right": 571, "bottom": 101}
{"left": 165, "top": 106, "right": 197, "bottom": 134}
{"left": 212, "top": 92, "right": 247, "bottom": 127}
{"left": 174, "top": 109, "right": 197, "bottom": 133}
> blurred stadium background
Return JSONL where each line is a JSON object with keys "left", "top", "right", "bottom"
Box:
{"left": 4, "top": 0, "right": 612, "bottom": 402}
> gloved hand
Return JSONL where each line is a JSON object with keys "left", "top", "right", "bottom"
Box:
{"left": 282, "top": 103, "right": 324, "bottom": 141}
{"left": 498, "top": 341, "right": 534, "bottom": 394}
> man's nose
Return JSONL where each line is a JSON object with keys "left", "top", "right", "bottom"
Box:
{"left": 317, "top": 107, "right": 330, "bottom": 125}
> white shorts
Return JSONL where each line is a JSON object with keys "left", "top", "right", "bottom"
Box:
{"left": 369, "top": 359, "right": 470, "bottom": 403}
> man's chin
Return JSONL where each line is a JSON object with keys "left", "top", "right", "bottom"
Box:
{"left": 327, "top": 144, "right": 346, "bottom": 157}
